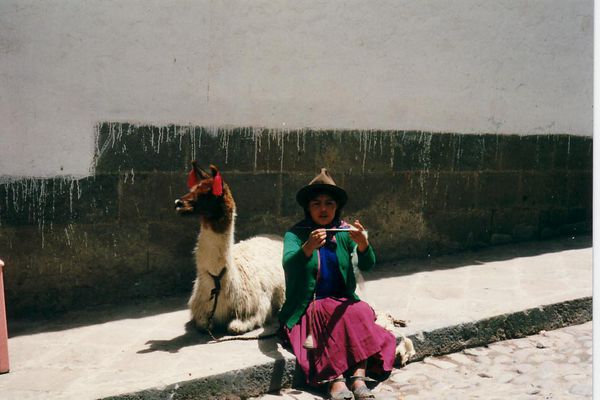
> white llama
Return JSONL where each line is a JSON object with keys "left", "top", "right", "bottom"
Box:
{"left": 175, "top": 163, "right": 285, "bottom": 334}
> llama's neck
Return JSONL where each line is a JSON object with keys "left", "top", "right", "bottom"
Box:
{"left": 194, "top": 212, "right": 235, "bottom": 277}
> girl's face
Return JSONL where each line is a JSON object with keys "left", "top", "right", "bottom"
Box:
{"left": 308, "top": 193, "right": 337, "bottom": 226}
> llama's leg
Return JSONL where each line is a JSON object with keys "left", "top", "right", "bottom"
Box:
{"left": 227, "top": 317, "right": 259, "bottom": 334}
{"left": 190, "top": 305, "right": 210, "bottom": 330}
{"left": 226, "top": 297, "right": 271, "bottom": 334}
{"left": 188, "top": 280, "right": 211, "bottom": 329}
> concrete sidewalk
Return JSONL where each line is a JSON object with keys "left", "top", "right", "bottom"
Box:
{"left": 0, "top": 236, "right": 592, "bottom": 400}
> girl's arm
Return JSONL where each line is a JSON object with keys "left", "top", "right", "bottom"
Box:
{"left": 282, "top": 231, "right": 311, "bottom": 281}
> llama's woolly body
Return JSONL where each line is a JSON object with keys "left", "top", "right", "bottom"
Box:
{"left": 189, "top": 215, "right": 285, "bottom": 334}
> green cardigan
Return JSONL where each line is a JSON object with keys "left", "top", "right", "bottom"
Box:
{"left": 279, "top": 227, "right": 376, "bottom": 329}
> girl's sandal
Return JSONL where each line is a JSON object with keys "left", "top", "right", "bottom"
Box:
{"left": 319, "top": 376, "right": 354, "bottom": 400}
{"left": 349, "top": 376, "right": 378, "bottom": 399}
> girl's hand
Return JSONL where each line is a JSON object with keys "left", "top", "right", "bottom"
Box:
{"left": 303, "top": 228, "right": 327, "bottom": 257}
{"left": 349, "top": 220, "right": 369, "bottom": 253}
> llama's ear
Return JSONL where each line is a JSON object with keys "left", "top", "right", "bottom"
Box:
{"left": 209, "top": 164, "right": 223, "bottom": 196}
{"left": 194, "top": 161, "right": 211, "bottom": 179}
{"left": 187, "top": 168, "right": 200, "bottom": 190}
{"left": 187, "top": 161, "right": 209, "bottom": 189}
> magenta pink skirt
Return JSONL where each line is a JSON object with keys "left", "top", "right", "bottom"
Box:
{"left": 283, "top": 297, "right": 396, "bottom": 387}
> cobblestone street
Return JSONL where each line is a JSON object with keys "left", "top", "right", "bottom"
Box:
{"left": 254, "top": 321, "right": 592, "bottom": 400}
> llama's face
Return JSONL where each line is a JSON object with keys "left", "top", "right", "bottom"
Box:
{"left": 174, "top": 163, "right": 224, "bottom": 216}
{"left": 174, "top": 180, "right": 213, "bottom": 215}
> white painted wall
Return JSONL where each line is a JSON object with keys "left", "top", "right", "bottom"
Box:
{"left": 0, "top": 0, "right": 593, "bottom": 177}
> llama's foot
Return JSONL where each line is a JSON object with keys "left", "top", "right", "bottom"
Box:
{"left": 227, "top": 318, "right": 259, "bottom": 334}
{"left": 189, "top": 297, "right": 212, "bottom": 331}
{"left": 190, "top": 315, "right": 210, "bottom": 331}
{"left": 194, "top": 321, "right": 208, "bottom": 332}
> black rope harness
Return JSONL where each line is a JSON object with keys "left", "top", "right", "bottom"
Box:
{"left": 206, "top": 267, "right": 227, "bottom": 341}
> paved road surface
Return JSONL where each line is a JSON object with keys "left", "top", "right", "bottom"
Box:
{"left": 252, "top": 321, "right": 592, "bottom": 400}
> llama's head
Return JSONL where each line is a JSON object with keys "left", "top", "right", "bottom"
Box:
{"left": 174, "top": 162, "right": 233, "bottom": 221}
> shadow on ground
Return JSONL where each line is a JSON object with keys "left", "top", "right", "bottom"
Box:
{"left": 136, "top": 320, "right": 214, "bottom": 353}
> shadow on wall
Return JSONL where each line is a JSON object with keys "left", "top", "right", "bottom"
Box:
{"left": 0, "top": 123, "right": 592, "bottom": 318}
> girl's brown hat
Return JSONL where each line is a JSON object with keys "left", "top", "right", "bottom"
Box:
{"left": 296, "top": 168, "right": 348, "bottom": 208}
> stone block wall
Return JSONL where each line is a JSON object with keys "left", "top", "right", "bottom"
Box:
{"left": 0, "top": 123, "right": 592, "bottom": 317}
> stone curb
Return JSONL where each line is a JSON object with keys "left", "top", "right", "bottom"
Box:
{"left": 102, "top": 297, "right": 592, "bottom": 400}
{"left": 407, "top": 297, "right": 592, "bottom": 362}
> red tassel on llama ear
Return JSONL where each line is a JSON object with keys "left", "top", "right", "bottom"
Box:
{"left": 212, "top": 173, "right": 223, "bottom": 196}
{"left": 187, "top": 168, "right": 199, "bottom": 190}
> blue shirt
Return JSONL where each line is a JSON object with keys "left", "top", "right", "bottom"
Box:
{"left": 315, "top": 245, "right": 346, "bottom": 299}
